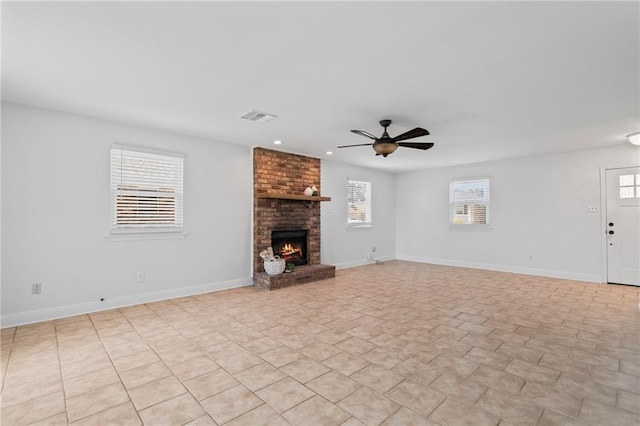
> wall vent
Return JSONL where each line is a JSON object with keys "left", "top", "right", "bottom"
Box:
{"left": 239, "top": 110, "right": 278, "bottom": 123}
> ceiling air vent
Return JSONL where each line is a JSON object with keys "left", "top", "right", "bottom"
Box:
{"left": 239, "top": 110, "right": 278, "bottom": 123}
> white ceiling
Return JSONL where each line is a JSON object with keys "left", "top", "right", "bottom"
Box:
{"left": 3, "top": 1, "right": 639, "bottom": 173}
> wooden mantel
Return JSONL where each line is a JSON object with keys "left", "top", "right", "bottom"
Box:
{"left": 257, "top": 193, "right": 331, "bottom": 202}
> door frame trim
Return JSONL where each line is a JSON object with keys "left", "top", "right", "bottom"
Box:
{"left": 600, "top": 164, "right": 640, "bottom": 284}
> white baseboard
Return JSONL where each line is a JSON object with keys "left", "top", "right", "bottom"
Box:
{"left": 333, "top": 255, "right": 396, "bottom": 270}
{"left": 1, "top": 256, "right": 603, "bottom": 328}
{"left": 0, "top": 277, "right": 254, "bottom": 328}
{"left": 396, "top": 254, "right": 603, "bottom": 283}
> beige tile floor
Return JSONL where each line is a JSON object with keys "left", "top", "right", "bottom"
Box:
{"left": 1, "top": 260, "right": 639, "bottom": 425}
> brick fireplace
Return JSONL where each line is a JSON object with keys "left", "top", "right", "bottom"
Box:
{"left": 253, "top": 148, "right": 335, "bottom": 290}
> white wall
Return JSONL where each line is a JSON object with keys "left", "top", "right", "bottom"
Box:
{"left": 396, "top": 144, "right": 640, "bottom": 282}
{"left": 3, "top": 101, "right": 636, "bottom": 327}
{"left": 321, "top": 159, "right": 396, "bottom": 268}
{"left": 1, "top": 103, "right": 253, "bottom": 326}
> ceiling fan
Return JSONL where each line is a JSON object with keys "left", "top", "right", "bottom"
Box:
{"left": 338, "top": 119, "right": 434, "bottom": 157}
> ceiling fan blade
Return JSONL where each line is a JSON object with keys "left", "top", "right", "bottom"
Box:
{"left": 337, "top": 143, "right": 375, "bottom": 148}
{"left": 392, "top": 127, "right": 430, "bottom": 142}
{"left": 397, "top": 142, "right": 435, "bottom": 150}
{"left": 350, "top": 130, "right": 379, "bottom": 140}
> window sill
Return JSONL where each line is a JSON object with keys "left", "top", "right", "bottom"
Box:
{"left": 347, "top": 224, "right": 372, "bottom": 229}
{"left": 106, "top": 232, "right": 188, "bottom": 242}
{"left": 448, "top": 224, "right": 493, "bottom": 231}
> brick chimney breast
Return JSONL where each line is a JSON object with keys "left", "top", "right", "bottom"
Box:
{"left": 253, "top": 148, "right": 334, "bottom": 289}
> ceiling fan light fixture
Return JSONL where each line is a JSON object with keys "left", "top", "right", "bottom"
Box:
{"left": 339, "top": 119, "right": 434, "bottom": 157}
{"left": 627, "top": 132, "right": 640, "bottom": 145}
{"left": 374, "top": 142, "right": 398, "bottom": 156}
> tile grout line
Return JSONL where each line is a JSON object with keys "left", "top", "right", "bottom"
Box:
{"left": 84, "top": 311, "right": 146, "bottom": 426}
{"left": 120, "top": 302, "right": 211, "bottom": 422}
{"left": 128, "top": 298, "right": 302, "bottom": 423}
{"left": 54, "top": 322, "right": 72, "bottom": 425}
{"left": 5, "top": 262, "right": 640, "bottom": 425}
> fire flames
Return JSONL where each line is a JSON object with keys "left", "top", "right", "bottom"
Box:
{"left": 280, "top": 242, "right": 302, "bottom": 258}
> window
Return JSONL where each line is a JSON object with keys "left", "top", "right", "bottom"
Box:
{"left": 347, "top": 179, "right": 371, "bottom": 227}
{"left": 450, "top": 178, "right": 490, "bottom": 226}
{"left": 619, "top": 174, "right": 640, "bottom": 199}
{"left": 110, "top": 146, "right": 184, "bottom": 233}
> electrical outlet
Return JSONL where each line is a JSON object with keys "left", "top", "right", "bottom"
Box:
{"left": 32, "top": 283, "right": 42, "bottom": 294}
{"left": 586, "top": 205, "right": 600, "bottom": 213}
{"left": 136, "top": 272, "right": 145, "bottom": 283}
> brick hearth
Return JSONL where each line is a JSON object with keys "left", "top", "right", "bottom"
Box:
{"left": 254, "top": 264, "right": 336, "bottom": 290}
{"left": 253, "top": 148, "right": 335, "bottom": 289}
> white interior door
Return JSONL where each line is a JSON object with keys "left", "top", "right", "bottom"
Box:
{"left": 606, "top": 167, "right": 640, "bottom": 286}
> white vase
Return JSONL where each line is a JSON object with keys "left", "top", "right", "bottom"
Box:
{"left": 304, "top": 187, "right": 313, "bottom": 196}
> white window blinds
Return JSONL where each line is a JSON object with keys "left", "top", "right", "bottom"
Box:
{"left": 110, "top": 146, "right": 184, "bottom": 232}
{"left": 450, "top": 178, "right": 490, "bottom": 225}
{"left": 347, "top": 180, "right": 372, "bottom": 227}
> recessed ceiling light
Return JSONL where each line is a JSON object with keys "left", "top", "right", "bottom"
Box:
{"left": 273, "top": 140, "right": 282, "bottom": 145}
{"left": 627, "top": 132, "right": 640, "bottom": 145}
{"left": 326, "top": 151, "right": 333, "bottom": 155}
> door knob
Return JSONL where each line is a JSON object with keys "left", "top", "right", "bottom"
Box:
{"left": 608, "top": 230, "right": 614, "bottom": 235}
{"left": 608, "top": 222, "right": 614, "bottom": 227}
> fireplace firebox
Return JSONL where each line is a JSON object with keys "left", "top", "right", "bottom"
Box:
{"left": 272, "top": 230, "right": 308, "bottom": 266}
